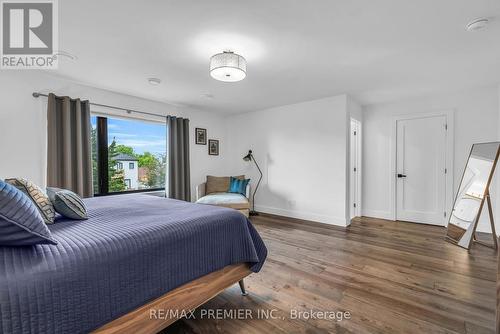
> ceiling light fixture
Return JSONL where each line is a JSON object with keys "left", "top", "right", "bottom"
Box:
{"left": 52, "top": 50, "right": 77, "bottom": 61}
{"left": 209, "top": 51, "right": 247, "bottom": 82}
{"left": 466, "top": 18, "right": 489, "bottom": 31}
{"left": 148, "top": 78, "right": 161, "bottom": 85}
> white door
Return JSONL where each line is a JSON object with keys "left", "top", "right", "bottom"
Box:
{"left": 350, "top": 119, "right": 361, "bottom": 219}
{"left": 396, "top": 115, "right": 447, "bottom": 225}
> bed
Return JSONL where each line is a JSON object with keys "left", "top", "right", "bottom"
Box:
{"left": 0, "top": 194, "right": 267, "bottom": 334}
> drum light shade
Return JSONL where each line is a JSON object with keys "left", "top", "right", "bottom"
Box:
{"left": 210, "top": 51, "right": 247, "bottom": 82}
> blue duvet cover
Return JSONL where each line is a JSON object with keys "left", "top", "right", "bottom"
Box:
{"left": 0, "top": 194, "right": 267, "bottom": 333}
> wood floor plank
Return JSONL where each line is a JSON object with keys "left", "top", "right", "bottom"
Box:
{"left": 162, "top": 216, "right": 496, "bottom": 334}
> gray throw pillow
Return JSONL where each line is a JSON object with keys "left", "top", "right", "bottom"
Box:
{"left": 47, "top": 187, "right": 88, "bottom": 220}
{"left": 0, "top": 180, "right": 57, "bottom": 246}
{"left": 5, "top": 178, "right": 55, "bottom": 224}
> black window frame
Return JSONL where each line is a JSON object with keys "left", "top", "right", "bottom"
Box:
{"left": 93, "top": 116, "right": 166, "bottom": 197}
{"left": 129, "top": 162, "right": 135, "bottom": 169}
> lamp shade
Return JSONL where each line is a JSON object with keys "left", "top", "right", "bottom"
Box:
{"left": 210, "top": 51, "right": 247, "bottom": 82}
{"left": 243, "top": 150, "right": 252, "bottom": 161}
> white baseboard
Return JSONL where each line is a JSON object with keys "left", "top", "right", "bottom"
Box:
{"left": 476, "top": 225, "right": 495, "bottom": 234}
{"left": 254, "top": 204, "right": 348, "bottom": 227}
{"left": 362, "top": 209, "right": 394, "bottom": 221}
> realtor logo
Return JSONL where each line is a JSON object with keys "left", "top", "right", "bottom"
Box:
{"left": 1, "top": 0, "right": 58, "bottom": 69}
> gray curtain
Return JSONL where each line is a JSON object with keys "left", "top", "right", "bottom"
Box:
{"left": 167, "top": 116, "right": 191, "bottom": 201}
{"left": 47, "top": 93, "right": 93, "bottom": 198}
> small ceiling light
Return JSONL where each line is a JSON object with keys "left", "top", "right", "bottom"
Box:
{"left": 52, "top": 50, "right": 77, "bottom": 61}
{"left": 148, "top": 78, "right": 161, "bottom": 85}
{"left": 466, "top": 18, "right": 489, "bottom": 31}
{"left": 210, "top": 51, "right": 247, "bottom": 82}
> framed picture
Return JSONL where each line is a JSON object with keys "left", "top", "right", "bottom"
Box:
{"left": 208, "top": 139, "right": 219, "bottom": 156}
{"left": 195, "top": 128, "right": 207, "bottom": 145}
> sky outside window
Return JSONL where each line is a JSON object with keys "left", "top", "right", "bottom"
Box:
{"left": 91, "top": 116, "right": 167, "bottom": 194}
{"left": 91, "top": 117, "right": 166, "bottom": 155}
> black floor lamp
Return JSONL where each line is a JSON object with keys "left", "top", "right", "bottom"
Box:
{"left": 243, "top": 150, "right": 262, "bottom": 216}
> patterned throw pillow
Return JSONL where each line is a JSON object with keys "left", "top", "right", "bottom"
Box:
{"left": 47, "top": 187, "right": 88, "bottom": 220}
{"left": 0, "top": 180, "right": 57, "bottom": 246}
{"left": 5, "top": 178, "right": 55, "bottom": 224}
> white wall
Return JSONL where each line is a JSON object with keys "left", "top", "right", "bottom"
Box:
{"left": 225, "top": 95, "right": 350, "bottom": 226}
{"left": 497, "top": 84, "right": 500, "bottom": 235}
{"left": 362, "top": 85, "right": 499, "bottom": 232}
{"left": 0, "top": 71, "right": 228, "bottom": 201}
{"left": 347, "top": 96, "right": 363, "bottom": 122}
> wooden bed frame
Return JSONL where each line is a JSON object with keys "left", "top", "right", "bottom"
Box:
{"left": 93, "top": 263, "right": 252, "bottom": 334}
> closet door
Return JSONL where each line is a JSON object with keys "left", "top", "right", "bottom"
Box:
{"left": 396, "top": 115, "right": 447, "bottom": 225}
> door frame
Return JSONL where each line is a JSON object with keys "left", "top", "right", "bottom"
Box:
{"left": 390, "top": 110, "right": 454, "bottom": 224}
{"left": 350, "top": 118, "right": 362, "bottom": 219}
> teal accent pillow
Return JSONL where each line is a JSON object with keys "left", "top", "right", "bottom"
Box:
{"left": 47, "top": 187, "right": 88, "bottom": 220}
{"left": 228, "top": 177, "right": 250, "bottom": 196}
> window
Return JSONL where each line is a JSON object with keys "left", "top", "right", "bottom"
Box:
{"left": 91, "top": 115, "right": 166, "bottom": 196}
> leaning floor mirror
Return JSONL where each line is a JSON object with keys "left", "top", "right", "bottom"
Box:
{"left": 446, "top": 142, "right": 500, "bottom": 250}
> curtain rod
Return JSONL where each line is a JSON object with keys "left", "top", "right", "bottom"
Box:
{"left": 32, "top": 92, "right": 167, "bottom": 119}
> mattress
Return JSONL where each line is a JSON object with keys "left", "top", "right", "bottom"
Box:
{"left": 0, "top": 194, "right": 267, "bottom": 334}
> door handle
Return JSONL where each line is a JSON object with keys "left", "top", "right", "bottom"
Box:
{"left": 397, "top": 173, "right": 407, "bottom": 178}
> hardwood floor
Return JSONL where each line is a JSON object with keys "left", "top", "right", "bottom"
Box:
{"left": 163, "top": 215, "right": 497, "bottom": 334}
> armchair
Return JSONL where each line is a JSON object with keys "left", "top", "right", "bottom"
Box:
{"left": 195, "top": 182, "right": 251, "bottom": 217}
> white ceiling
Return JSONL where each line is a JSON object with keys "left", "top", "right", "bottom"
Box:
{"left": 54, "top": 0, "right": 500, "bottom": 113}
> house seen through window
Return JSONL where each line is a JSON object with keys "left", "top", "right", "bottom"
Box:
{"left": 91, "top": 116, "right": 167, "bottom": 195}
